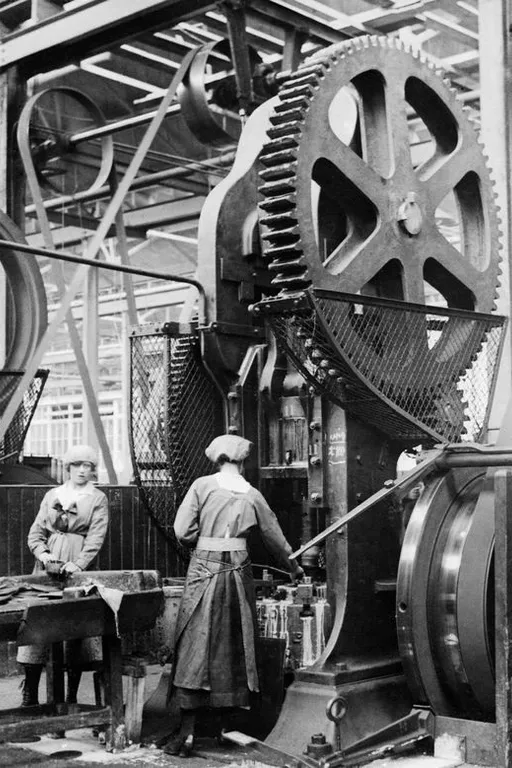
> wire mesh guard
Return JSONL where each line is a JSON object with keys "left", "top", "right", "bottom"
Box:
{"left": 129, "top": 324, "right": 219, "bottom": 549}
{"left": 0, "top": 370, "right": 48, "bottom": 462}
{"left": 256, "top": 290, "right": 507, "bottom": 446}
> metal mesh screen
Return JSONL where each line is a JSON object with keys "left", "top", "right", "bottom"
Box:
{"left": 0, "top": 370, "right": 48, "bottom": 462}
{"left": 129, "top": 323, "right": 220, "bottom": 553}
{"left": 257, "top": 290, "right": 506, "bottom": 445}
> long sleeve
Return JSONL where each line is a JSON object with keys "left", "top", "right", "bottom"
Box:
{"left": 74, "top": 493, "right": 109, "bottom": 570}
{"left": 27, "top": 492, "right": 52, "bottom": 559}
{"left": 252, "top": 489, "right": 296, "bottom": 573}
{"left": 174, "top": 482, "right": 201, "bottom": 547}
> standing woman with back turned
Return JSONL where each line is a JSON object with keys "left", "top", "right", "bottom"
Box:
{"left": 164, "top": 434, "right": 304, "bottom": 757}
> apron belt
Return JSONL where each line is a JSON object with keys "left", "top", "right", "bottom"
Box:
{"left": 196, "top": 536, "right": 247, "bottom": 551}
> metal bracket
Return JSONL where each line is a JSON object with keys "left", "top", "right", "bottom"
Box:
{"left": 199, "top": 321, "right": 265, "bottom": 338}
{"left": 323, "top": 708, "right": 434, "bottom": 768}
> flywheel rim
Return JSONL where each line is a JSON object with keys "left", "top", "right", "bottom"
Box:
{"left": 0, "top": 210, "right": 47, "bottom": 372}
{"left": 397, "top": 467, "right": 495, "bottom": 721}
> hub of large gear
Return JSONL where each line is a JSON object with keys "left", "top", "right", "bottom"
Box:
{"left": 258, "top": 36, "right": 501, "bottom": 312}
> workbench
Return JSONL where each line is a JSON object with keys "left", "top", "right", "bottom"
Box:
{"left": 0, "top": 570, "right": 164, "bottom": 750}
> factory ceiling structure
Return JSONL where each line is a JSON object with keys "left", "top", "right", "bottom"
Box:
{"left": 0, "top": 0, "right": 509, "bottom": 483}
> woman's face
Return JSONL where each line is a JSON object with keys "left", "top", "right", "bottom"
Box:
{"left": 68, "top": 461, "right": 94, "bottom": 485}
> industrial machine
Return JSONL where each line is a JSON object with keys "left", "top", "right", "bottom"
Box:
{"left": 129, "top": 35, "right": 509, "bottom": 765}
{"left": 0, "top": 29, "right": 510, "bottom": 766}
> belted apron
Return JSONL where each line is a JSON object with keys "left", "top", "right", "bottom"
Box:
{"left": 171, "top": 536, "right": 259, "bottom": 709}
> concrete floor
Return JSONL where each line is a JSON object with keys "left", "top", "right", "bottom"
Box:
{"left": 0, "top": 671, "right": 486, "bottom": 768}
{"left": 0, "top": 667, "right": 256, "bottom": 768}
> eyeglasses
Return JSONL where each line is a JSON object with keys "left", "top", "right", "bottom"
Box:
{"left": 70, "top": 462, "right": 94, "bottom": 470}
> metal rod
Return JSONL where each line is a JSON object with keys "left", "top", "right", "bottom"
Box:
{"left": 69, "top": 103, "right": 181, "bottom": 144}
{"left": 290, "top": 448, "right": 445, "bottom": 560}
{"left": 292, "top": 443, "right": 512, "bottom": 559}
{"left": 440, "top": 453, "right": 512, "bottom": 467}
{"left": 0, "top": 238, "right": 206, "bottom": 320}
{"left": 24, "top": 152, "right": 234, "bottom": 214}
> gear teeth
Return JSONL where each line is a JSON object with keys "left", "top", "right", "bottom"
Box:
{"left": 268, "top": 109, "right": 307, "bottom": 127}
{"left": 264, "top": 244, "right": 303, "bottom": 261}
{"left": 268, "top": 115, "right": 305, "bottom": 133}
{"left": 260, "top": 149, "right": 298, "bottom": 168}
{"left": 260, "top": 178, "right": 297, "bottom": 197}
{"left": 259, "top": 194, "right": 297, "bottom": 213}
{"left": 274, "top": 95, "right": 312, "bottom": 113}
{"left": 259, "top": 212, "right": 298, "bottom": 227}
{"left": 259, "top": 163, "right": 297, "bottom": 182}
{"left": 262, "top": 227, "right": 300, "bottom": 246}
{"left": 267, "top": 255, "right": 306, "bottom": 272}
{"left": 286, "top": 63, "right": 327, "bottom": 81}
{"left": 271, "top": 272, "right": 311, "bottom": 288}
{"left": 260, "top": 136, "right": 298, "bottom": 156}
{"left": 277, "top": 84, "right": 315, "bottom": 102}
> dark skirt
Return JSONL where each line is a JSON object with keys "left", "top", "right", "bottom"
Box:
{"left": 172, "top": 549, "right": 258, "bottom": 709}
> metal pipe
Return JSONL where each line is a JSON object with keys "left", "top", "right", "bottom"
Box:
{"left": 0, "top": 238, "right": 207, "bottom": 325}
{"left": 24, "top": 152, "right": 234, "bottom": 214}
{"left": 69, "top": 103, "right": 181, "bottom": 144}
{"left": 439, "top": 451, "right": 512, "bottom": 468}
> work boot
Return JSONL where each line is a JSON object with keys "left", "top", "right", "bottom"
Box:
{"left": 66, "top": 668, "right": 82, "bottom": 704}
{"left": 20, "top": 664, "right": 43, "bottom": 707}
{"left": 163, "top": 709, "right": 196, "bottom": 757}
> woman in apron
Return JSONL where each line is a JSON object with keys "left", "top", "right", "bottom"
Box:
{"left": 165, "top": 434, "right": 303, "bottom": 756}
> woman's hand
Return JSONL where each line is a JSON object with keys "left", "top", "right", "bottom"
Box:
{"left": 292, "top": 565, "right": 305, "bottom": 581}
{"left": 38, "top": 552, "right": 56, "bottom": 565}
{"left": 60, "top": 561, "right": 82, "bottom": 575}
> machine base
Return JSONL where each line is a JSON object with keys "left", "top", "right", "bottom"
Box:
{"left": 266, "top": 670, "right": 413, "bottom": 757}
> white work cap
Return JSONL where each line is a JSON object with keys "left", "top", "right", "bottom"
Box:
{"left": 205, "top": 434, "right": 253, "bottom": 464}
{"left": 63, "top": 444, "right": 98, "bottom": 468}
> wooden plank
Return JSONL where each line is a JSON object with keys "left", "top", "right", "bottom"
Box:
{"left": 0, "top": 705, "right": 111, "bottom": 740}
{"left": 17, "top": 589, "right": 164, "bottom": 645}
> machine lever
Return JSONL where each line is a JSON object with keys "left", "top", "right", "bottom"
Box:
{"left": 290, "top": 448, "right": 445, "bottom": 559}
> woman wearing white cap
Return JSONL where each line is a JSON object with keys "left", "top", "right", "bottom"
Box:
{"left": 17, "top": 444, "right": 109, "bottom": 709}
{"left": 164, "top": 434, "right": 304, "bottom": 757}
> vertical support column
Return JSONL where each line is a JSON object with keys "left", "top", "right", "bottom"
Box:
{"left": 120, "top": 313, "right": 132, "bottom": 484}
{"left": 478, "top": 0, "right": 512, "bottom": 440}
{"left": 494, "top": 469, "right": 512, "bottom": 767}
{"left": 83, "top": 263, "right": 99, "bottom": 453}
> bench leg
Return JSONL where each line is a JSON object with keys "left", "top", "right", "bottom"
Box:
{"left": 125, "top": 675, "right": 146, "bottom": 744}
{"left": 102, "top": 636, "right": 126, "bottom": 752}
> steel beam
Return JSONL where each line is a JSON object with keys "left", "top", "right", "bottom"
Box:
{"left": 0, "top": 0, "right": 216, "bottom": 73}
{"left": 479, "top": 0, "right": 512, "bottom": 441}
{"left": 495, "top": 469, "right": 512, "bottom": 767}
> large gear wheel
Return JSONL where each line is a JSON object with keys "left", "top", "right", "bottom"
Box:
{"left": 255, "top": 36, "right": 503, "bottom": 444}
{"left": 258, "top": 36, "right": 501, "bottom": 311}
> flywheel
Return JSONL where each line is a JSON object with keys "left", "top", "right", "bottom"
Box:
{"left": 397, "top": 466, "right": 495, "bottom": 721}
{"left": 258, "top": 35, "right": 501, "bottom": 309}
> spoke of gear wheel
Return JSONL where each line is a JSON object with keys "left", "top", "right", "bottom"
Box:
{"left": 258, "top": 35, "right": 501, "bottom": 315}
